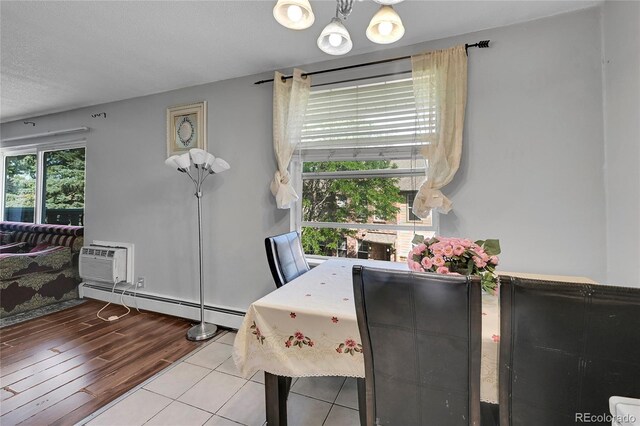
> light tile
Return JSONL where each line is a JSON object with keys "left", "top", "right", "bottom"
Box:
{"left": 146, "top": 401, "right": 212, "bottom": 426}
{"left": 291, "top": 376, "right": 346, "bottom": 403}
{"left": 217, "top": 381, "right": 265, "bottom": 426}
{"left": 248, "top": 371, "right": 298, "bottom": 387}
{"left": 178, "top": 370, "right": 246, "bottom": 413}
{"left": 87, "top": 389, "right": 171, "bottom": 426}
{"left": 216, "top": 331, "right": 237, "bottom": 346}
{"left": 334, "top": 378, "right": 358, "bottom": 410}
{"left": 215, "top": 356, "right": 242, "bottom": 377}
{"left": 204, "top": 415, "right": 244, "bottom": 425}
{"left": 250, "top": 370, "right": 265, "bottom": 384}
{"left": 185, "top": 342, "right": 233, "bottom": 370}
{"left": 287, "top": 393, "right": 332, "bottom": 426}
{"left": 324, "top": 405, "right": 360, "bottom": 426}
{"left": 144, "top": 362, "right": 211, "bottom": 399}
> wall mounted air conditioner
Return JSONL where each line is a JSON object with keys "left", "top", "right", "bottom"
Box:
{"left": 79, "top": 246, "right": 128, "bottom": 284}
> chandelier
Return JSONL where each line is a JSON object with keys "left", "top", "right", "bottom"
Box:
{"left": 273, "top": 0, "right": 405, "bottom": 56}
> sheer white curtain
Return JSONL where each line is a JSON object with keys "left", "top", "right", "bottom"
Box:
{"left": 271, "top": 69, "right": 311, "bottom": 209}
{"left": 411, "top": 45, "right": 467, "bottom": 217}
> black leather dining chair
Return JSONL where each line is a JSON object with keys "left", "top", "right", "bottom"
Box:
{"left": 353, "top": 266, "right": 493, "bottom": 426}
{"left": 264, "top": 231, "right": 310, "bottom": 288}
{"left": 499, "top": 277, "right": 640, "bottom": 426}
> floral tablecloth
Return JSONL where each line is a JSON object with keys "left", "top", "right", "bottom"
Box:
{"left": 233, "top": 258, "right": 500, "bottom": 403}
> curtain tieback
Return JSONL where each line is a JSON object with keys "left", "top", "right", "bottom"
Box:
{"left": 270, "top": 170, "right": 299, "bottom": 209}
{"left": 412, "top": 183, "right": 453, "bottom": 217}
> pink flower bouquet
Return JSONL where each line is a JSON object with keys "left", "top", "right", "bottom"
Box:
{"left": 408, "top": 235, "right": 501, "bottom": 293}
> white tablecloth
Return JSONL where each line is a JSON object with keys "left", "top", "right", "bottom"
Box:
{"left": 233, "top": 258, "right": 500, "bottom": 403}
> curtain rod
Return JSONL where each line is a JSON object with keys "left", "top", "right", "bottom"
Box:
{"left": 0, "top": 126, "right": 90, "bottom": 143}
{"left": 254, "top": 40, "right": 490, "bottom": 85}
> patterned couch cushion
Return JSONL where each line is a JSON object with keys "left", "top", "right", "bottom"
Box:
{"left": 0, "top": 242, "right": 28, "bottom": 254}
{"left": 0, "top": 246, "right": 71, "bottom": 280}
{"left": 0, "top": 222, "right": 84, "bottom": 253}
{"left": 0, "top": 231, "right": 14, "bottom": 244}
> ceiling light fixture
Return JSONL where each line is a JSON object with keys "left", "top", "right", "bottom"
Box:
{"left": 274, "top": 0, "right": 405, "bottom": 56}
{"left": 366, "top": 5, "right": 404, "bottom": 44}
{"left": 318, "top": 17, "right": 353, "bottom": 55}
{"left": 273, "top": 0, "right": 315, "bottom": 30}
{"left": 317, "top": 0, "right": 354, "bottom": 55}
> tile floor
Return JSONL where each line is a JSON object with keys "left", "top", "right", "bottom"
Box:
{"left": 82, "top": 330, "right": 360, "bottom": 426}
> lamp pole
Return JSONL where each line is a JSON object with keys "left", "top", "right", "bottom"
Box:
{"left": 187, "top": 167, "right": 217, "bottom": 341}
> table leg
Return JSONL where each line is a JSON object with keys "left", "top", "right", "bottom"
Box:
{"left": 265, "top": 372, "right": 291, "bottom": 425}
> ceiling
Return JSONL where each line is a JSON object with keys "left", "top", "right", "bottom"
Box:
{"left": 0, "top": 0, "right": 600, "bottom": 123}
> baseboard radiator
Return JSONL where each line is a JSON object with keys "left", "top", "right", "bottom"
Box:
{"left": 80, "top": 283, "right": 246, "bottom": 329}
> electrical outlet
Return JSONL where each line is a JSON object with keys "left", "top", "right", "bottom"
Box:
{"left": 136, "top": 277, "right": 145, "bottom": 288}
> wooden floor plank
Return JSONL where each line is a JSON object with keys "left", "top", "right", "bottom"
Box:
{"left": 1, "top": 314, "right": 177, "bottom": 388}
{"left": 0, "top": 322, "right": 93, "bottom": 362}
{"left": 1, "top": 331, "right": 121, "bottom": 388}
{"left": 0, "top": 303, "right": 98, "bottom": 342}
{"left": 2, "top": 340, "right": 155, "bottom": 424}
{"left": 2, "top": 358, "right": 108, "bottom": 413}
{"left": 18, "top": 390, "right": 94, "bottom": 426}
{"left": 0, "top": 350, "right": 60, "bottom": 379}
{"left": 0, "top": 299, "right": 201, "bottom": 425}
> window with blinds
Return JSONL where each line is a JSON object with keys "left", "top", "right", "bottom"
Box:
{"left": 299, "top": 77, "right": 434, "bottom": 160}
{"left": 292, "top": 77, "right": 438, "bottom": 264}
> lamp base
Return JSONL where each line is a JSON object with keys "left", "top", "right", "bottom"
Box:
{"left": 187, "top": 322, "right": 218, "bottom": 341}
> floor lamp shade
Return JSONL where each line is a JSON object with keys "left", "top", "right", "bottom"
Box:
{"left": 165, "top": 148, "right": 230, "bottom": 341}
{"left": 190, "top": 148, "right": 208, "bottom": 166}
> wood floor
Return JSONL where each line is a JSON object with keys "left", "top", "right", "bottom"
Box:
{"left": 0, "top": 300, "right": 203, "bottom": 425}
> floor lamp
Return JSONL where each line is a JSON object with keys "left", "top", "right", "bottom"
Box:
{"left": 165, "top": 148, "right": 230, "bottom": 341}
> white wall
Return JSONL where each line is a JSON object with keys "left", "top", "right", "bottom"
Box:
{"left": 602, "top": 0, "right": 640, "bottom": 286}
{"left": 2, "top": 6, "right": 623, "bottom": 325}
{"left": 435, "top": 8, "right": 607, "bottom": 281}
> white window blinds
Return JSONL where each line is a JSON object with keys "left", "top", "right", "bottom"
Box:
{"left": 299, "top": 77, "right": 434, "bottom": 160}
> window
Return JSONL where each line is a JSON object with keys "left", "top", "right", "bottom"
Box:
{"left": 1, "top": 144, "right": 86, "bottom": 225}
{"left": 3, "top": 154, "right": 37, "bottom": 223}
{"left": 293, "top": 78, "right": 437, "bottom": 263}
{"left": 406, "top": 190, "right": 421, "bottom": 222}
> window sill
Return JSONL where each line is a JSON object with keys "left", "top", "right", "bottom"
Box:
{"left": 305, "top": 255, "right": 328, "bottom": 269}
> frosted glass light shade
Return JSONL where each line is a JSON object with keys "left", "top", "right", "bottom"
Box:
{"left": 273, "top": 0, "right": 315, "bottom": 30}
{"left": 189, "top": 148, "right": 208, "bottom": 166}
{"left": 210, "top": 158, "right": 230, "bottom": 174}
{"left": 366, "top": 5, "right": 404, "bottom": 44}
{"left": 317, "top": 18, "right": 352, "bottom": 55}
{"left": 204, "top": 153, "right": 216, "bottom": 169}
{"left": 176, "top": 152, "right": 192, "bottom": 169}
{"left": 165, "top": 155, "right": 181, "bottom": 170}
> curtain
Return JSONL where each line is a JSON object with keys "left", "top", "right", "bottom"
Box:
{"left": 411, "top": 45, "right": 467, "bottom": 217}
{"left": 271, "top": 69, "right": 311, "bottom": 209}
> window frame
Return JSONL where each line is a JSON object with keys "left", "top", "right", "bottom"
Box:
{"left": 1, "top": 139, "right": 87, "bottom": 224}
{"left": 290, "top": 156, "right": 439, "bottom": 261}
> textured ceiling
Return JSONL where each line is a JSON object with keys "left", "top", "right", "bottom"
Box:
{"left": 0, "top": 0, "right": 600, "bottom": 123}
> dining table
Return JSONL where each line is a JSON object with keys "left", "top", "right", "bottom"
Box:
{"left": 233, "top": 258, "right": 501, "bottom": 424}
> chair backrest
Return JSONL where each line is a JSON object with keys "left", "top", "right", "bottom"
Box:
{"left": 353, "top": 266, "right": 482, "bottom": 426}
{"left": 264, "top": 231, "right": 310, "bottom": 288}
{"left": 499, "top": 277, "right": 640, "bottom": 426}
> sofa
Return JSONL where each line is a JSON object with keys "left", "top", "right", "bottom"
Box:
{"left": 0, "top": 221, "right": 84, "bottom": 318}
